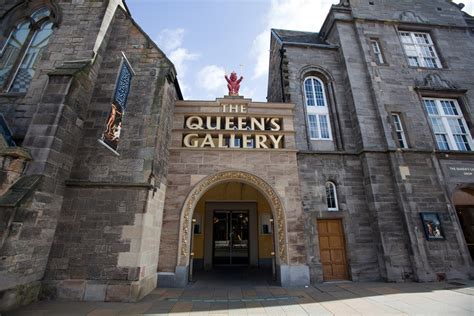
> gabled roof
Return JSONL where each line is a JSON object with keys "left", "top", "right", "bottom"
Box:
{"left": 272, "top": 29, "right": 331, "bottom": 46}
{"left": 462, "top": 11, "right": 474, "bottom": 27}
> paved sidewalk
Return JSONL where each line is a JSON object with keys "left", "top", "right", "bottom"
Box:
{"left": 5, "top": 281, "right": 474, "bottom": 315}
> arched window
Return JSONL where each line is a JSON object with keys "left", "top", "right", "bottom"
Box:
{"left": 303, "top": 77, "right": 332, "bottom": 140}
{"left": 326, "top": 181, "right": 338, "bottom": 211}
{"left": 0, "top": 7, "right": 55, "bottom": 93}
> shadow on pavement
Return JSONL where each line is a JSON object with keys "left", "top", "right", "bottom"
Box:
{"left": 5, "top": 267, "right": 474, "bottom": 315}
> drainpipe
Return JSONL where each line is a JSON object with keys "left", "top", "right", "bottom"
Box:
{"left": 279, "top": 47, "right": 286, "bottom": 103}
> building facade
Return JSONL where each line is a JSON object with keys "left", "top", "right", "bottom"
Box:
{"left": 267, "top": 0, "right": 474, "bottom": 283}
{"left": 0, "top": 0, "right": 473, "bottom": 312}
{"left": 0, "top": 0, "right": 181, "bottom": 310}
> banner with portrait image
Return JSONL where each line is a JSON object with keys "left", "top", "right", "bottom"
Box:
{"left": 101, "top": 55, "right": 133, "bottom": 151}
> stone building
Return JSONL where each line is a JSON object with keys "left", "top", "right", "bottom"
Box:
{"left": 267, "top": 0, "right": 474, "bottom": 283}
{"left": 0, "top": 0, "right": 181, "bottom": 310}
{"left": 0, "top": 0, "right": 473, "bottom": 312}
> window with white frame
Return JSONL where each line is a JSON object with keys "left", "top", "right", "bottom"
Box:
{"left": 303, "top": 77, "right": 332, "bottom": 140}
{"left": 398, "top": 31, "right": 441, "bottom": 69}
{"left": 0, "top": 7, "right": 55, "bottom": 93}
{"left": 325, "top": 182, "right": 338, "bottom": 211}
{"left": 423, "top": 98, "right": 473, "bottom": 151}
{"left": 370, "top": 39, "right": 384, "bottom": 64}
{"left": 391, "top": 113, "right": 408, "bottom": 149}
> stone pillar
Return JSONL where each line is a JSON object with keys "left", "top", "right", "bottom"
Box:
{"left": 360, "top": 153, "right": 414, "bottom": 282}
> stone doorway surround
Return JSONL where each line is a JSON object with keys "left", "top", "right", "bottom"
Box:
{"left": 161, "top": 170, "right": 305, "bottom": 287}
{"left": 157, "top": 98, "right": 309, "bottom": 288}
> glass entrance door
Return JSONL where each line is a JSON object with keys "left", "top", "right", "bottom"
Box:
{"left": 213, "top": 210, "right": 249, "bottom": 265}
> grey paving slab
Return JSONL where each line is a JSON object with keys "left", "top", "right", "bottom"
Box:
{"left": 5, "top": 281, "right": 474, "bottom": 316}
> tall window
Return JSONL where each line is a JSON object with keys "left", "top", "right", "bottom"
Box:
{"left": 370, "top": 39, "right": 385, "bottom": 64}
{"left": 326, "top": 182, "right": 338, "bottom": 211}
{"left": 399, "top": 31, "right": 441, "bottom": 69}
{"left": 0, "top": 8, "right": 55, "bottom": 93}
{"left": 423, "top": 98, "right": 473, "bottom": 151}
{"left": 304, "top": 77, "right": 332, "bottom": 140}
{"left": 391, "top": 113, "right": 408, "bottom": 149}
{"left": 101, "top": 55, "right": 134, "bottom": 152}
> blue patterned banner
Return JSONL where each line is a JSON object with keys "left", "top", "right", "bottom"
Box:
{"left": 113, "top": 60, "right": 133, "bottom": 111}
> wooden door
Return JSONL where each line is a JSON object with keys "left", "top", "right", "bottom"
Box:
{"left": 317, "top": 219, "right": 349, "bottom": 281}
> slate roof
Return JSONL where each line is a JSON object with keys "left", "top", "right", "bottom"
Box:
{"left": 272, "top": 29, "right": 330, "bottom": 46}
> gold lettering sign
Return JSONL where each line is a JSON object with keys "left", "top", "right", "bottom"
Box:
{"left": 182, "top": 114, "right": 285, "bottom": 149}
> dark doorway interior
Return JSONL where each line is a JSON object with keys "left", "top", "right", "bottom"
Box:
{"left": 457, "top": 207, "right": 474, "bottom": 259}
{"left": 213, "top": 210, "right": 249, "bottom": 265}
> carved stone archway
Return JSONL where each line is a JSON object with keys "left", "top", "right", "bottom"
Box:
{"left": 176, "top": 170, "right": 289, "bottom": 266}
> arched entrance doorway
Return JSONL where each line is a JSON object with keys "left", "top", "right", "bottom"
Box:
{"left": 453, "top": 187, "right": 474, "bottom": 260}
{"left": 176, "top": 171, "right": 288, "bottom": 285}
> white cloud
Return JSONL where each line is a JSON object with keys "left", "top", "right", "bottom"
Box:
{"left": 251, "top": 0, "right": 474, "bottom": 79}
{"left": 240, "top": 86, "right": 256, "bottom": 99}
{"left": 169, "top": 47, "right": 199, "bottom": 78}
{"left": 197, "top": 65, "right": 227, "bottom": 94}
{"left": 169, "top": 48, "right": 199, "bottom": 98}
{"left": 154, "top": 28, "right": 199, "bottom": 99}
{"left": 252, "top": 0, "right": 339, "bottom": 79}
{"left": 156, "top": 28, "right": 185, "bottom": 52}
{"left": 454, "top": 0, "right": 474, "bottom": 15}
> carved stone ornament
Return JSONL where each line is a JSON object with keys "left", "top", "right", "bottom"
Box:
{"left": 399, "top": 11, "right": 426, "bottom": 23}
{"left": 415, "top": 73, "right": 458, "bottom": 91}
{"left": 336, "top": 0, "right": 350, "bottom": 7}
{"left": 178, "top": 171, "right": 288, "bottom": 265}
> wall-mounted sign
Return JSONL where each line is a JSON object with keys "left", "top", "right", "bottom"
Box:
{"left": 447, "top": 166, "right": 474, "bottom": 177}
{"left": 182, "top": 103, "right": 285, "bottom": 149}
{"left": 420, "top": 212, "right": 445, "bottom": 241}
{"left": 442, "top": 162, "right": 474, "bottom": 183}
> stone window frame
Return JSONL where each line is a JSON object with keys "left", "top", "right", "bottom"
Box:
{"left": 325, "top": 181, "right": 339, "bottom": 211}
{"left": 397, "top": 29, "right": 443, "bottom": 69}
{"left": 299, "top": 66, "right": 343, "bottom": 151}
{"left": 0, "top": 3, "right": 59, "bottom": 94}
{"left": 303, "top": 76, "right": 333, "bottom": 141}
{"left": 390, "top": 112, "right": 409, "bottom": 149}
{"left": 422, "top": 97, "right": 474, "bottom": 152}
{"left": 368, "top": 37, "right": 386, "bottom": 65}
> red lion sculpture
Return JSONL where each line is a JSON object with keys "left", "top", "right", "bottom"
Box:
{"left": 225, "top": 71, "right": 243, "bottom": 96}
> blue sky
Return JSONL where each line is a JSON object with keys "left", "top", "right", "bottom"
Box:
{"left": 126, "top": 0, "right": 474, "bottom": 102}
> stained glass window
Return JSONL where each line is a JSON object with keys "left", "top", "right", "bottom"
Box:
{"left": 10, "top": 22, "right": 53, "bottom": 93}
{"left": 0, "top": 22, "right": 31, "bottom": 87}
{"left": 101, "top": 57, "right": 134, "bottom": 151}
{"left": 31, "top": 8, "right": 51, "bottom": 22}
{"left": 0, "top": 7, "right": 54, "bottom": 93}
